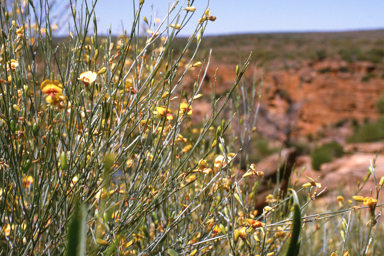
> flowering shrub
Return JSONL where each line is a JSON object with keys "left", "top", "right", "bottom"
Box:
{"left": 0, "top": 1, "right": 382, "bottom": 255}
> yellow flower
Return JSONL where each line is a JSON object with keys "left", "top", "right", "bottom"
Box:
{"left": 16, "top": 27, "right": 24, "bottom": 39}
{"left": 363, "top": 197, "right": 377, "bottom": 210}
{"left": 46, "top": 91, "right": 65, "bottom": 107}
{"left": 7, "top": 59, "right": 19, "bottom": 71}
{"left": 337, "top": 196, "right": 344, "bottom": 207}
{"left": 41, "top": 79, "right": 63, "bottom": 95}
{"left": 155, "top": 106, "right": 173, "bottom": 120}
{"left": 182, "top": 144, "right": 192, "bottom": 153}
{"left": 125, "top": 80, "right": 137, "bottom": 94}
{"left": 78, "top": 71, "right": 97, "bottom": 86}
{"left": 3, "top": 224, "right": 10, "bottom": 237}
{"left": 238, "top": 227, "right": 247, "bottom": 240}
{"left": 25, "top": 176, "right": 33, "bottom": 188}
{"left": 246, "top": 219, "right": 265, "bottom": 228}
{"left": 179, "top": 102, "right": 193, "bottom": 115}
{"left": 40, "top": 79, "right": 65, "bottom": 106}
{"left": 302, "top": 176, "right": 321, "bottom": 188}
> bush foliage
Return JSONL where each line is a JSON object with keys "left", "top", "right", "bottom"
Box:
{"left": 347, "top": 119, "right": 384, "bottom": 143}
{"left": 311, "top": 141, "right": 343, "bottom": 170}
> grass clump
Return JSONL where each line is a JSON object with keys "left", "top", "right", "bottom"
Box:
{"left": 311, "top": 141, "right": 344, "bottom": 170}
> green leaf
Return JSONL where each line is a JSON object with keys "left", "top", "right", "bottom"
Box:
{"left": 167, "top": 248, "right": 179, "bottom": 256}
{"left": 288, "top": 188, "right": 300, "bottom": 207}
{"left": 103, "top": 238, "right": 119, "bottom": 256}
{"left": 219, "top": 224, "right": 227, "bottom": 236}
{"left": 103, "top": 153, "right": 114, "bottom": 187}
{"left": 285, "top": 204, "right": 301, "bottom": 256}
{"left": 65, "top": 203, "right": 86, "bottom": 256}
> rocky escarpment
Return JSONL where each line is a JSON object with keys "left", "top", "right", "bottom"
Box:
{"left": 192, "top": 59, "right": 384, "bottom": 138}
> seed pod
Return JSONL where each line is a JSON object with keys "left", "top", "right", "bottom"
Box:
{"left": 208, "top": 16, "right": 217, "bottom": 22}
{"left": 10, "top": 119, "right": 16, "bottom": 133}
{"left": 61, "top": 152, "right": 67, "bottom": 170}
{"left": 379, "top": 176, "right": 384, "bottom": 187}
{"left": 33, "top": 123, "right": 39, "bottom": 137}
{"left": 98, "top": 67, "right": 106, "bottom": 75}
{"left": 164, "top": 70, "right": 170, "bottom": 79}
{"left": 13, "top": 104, "right": 21, "bottom": 112}
{"left": 216, "top": 126, "right": 221, "bottom": 138}
{"left": 23, "top": 159, "right": 31, "bottom": 173}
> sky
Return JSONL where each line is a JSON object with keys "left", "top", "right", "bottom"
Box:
{"left": 80, "top": 0, "right": 384, "bottom": 37}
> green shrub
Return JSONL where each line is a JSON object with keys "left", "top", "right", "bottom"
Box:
{"left": 252, "top": 138, "right": 278, "bottom": 162}
{"left": 319, "top": 67, "right": 331, "bottom": 74}
{"left": 352, "top": 118, "right": 360, "bottom": 129}
{"left": 366, "top": 48, "right": 384, "bottom": 63}
{"left": 311, "top": 141, "right": 343, "bottom": 170}
{"left": 291, "top": 141, "right": 311, "bottom": 155}
{"left": 334, "top": 118, "right": 349, "bottom": 128}
{"left": 347, "top": 119, "right": 384, "bottom": 142}
{"left": 376, "top": 95, "right": 384, "bottom": 113}
{"left": 362, "top": 73, "right": 377, "bottom": 82}
{"left": 311, "top": 148, "right": 332, "bottom": 170}
{"left": 339, "top": 48, "right": 363, "bottom": 63}
{"left": 315, "top": 49, "right": 327, "bottom": 61}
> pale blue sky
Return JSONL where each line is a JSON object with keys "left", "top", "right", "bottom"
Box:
{"left": 69, "top": 0, "right": 384, "bottom": 36}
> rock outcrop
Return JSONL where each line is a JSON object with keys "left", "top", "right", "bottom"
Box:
{"left": 192, "top": 59, "right": 384, "bottom": 138}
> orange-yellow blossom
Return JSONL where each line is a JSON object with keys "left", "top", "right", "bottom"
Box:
{"left": 41, "top": 79, "right": 65, "bottom": 106}
{"left": 78, "top": 71, "right": 97, "bottom": 86}
{"left": 7, "top": 59, "right": 19, "bottom": 71}
{"left": 179, "top": 102, "right": 193, "bottom": 115}
{"left": 363, "top": 197, "right": 377, "bottom": 210}
{"left": 16, "top": 27, "right": 24, "bottom": 39}
{"left": 246, "top": 218, "right": 265, "bottom": 228}
{"left": 156, "top": 106, "right": 173, "bottom": 120}
{"left": 25, "top": 176, "right": 33, "bottom": 188}
{"left": 302, "top": 176, "right": 321, "bottom": 188}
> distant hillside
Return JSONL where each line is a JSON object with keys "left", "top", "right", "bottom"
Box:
{"left": 172, "top": 29, "right": 384, "bottom": 69}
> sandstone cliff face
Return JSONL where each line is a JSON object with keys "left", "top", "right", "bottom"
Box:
{"left": 194, "top": 60, "right": 384, "bottom": 137}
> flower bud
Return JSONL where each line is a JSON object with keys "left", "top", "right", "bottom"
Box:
{"left": 379, "top": 176, "right": 384, "bottom": 187}
{"left": 184, "top": 6, "right": 196, "bottom": 12}
{"left": 170, "top": 24, "right": 181, "bottom": 29}
{"left": 98, "top": 67, "right": 107, "bottom": 75}
{"left": 208, "top": 16, "right": 217, "bottom": 21}
{"left": 352, "top": 196, "right": 365, "bottom": 202}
